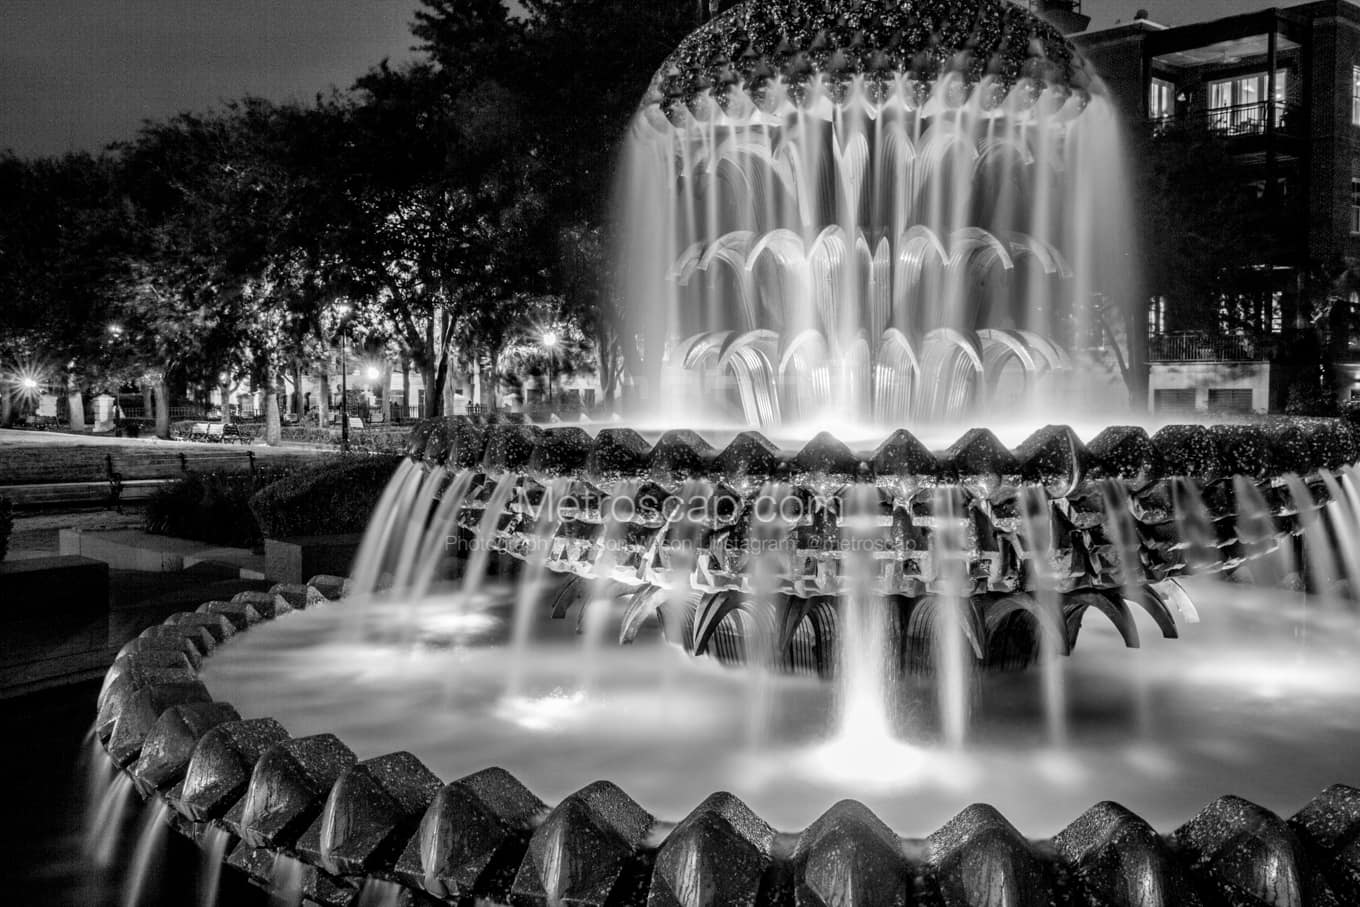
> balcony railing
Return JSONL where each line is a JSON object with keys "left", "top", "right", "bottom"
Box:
{"left": 1148, "top": 332, "right": 1267, "bottom": 362}
{"left": 1151, "top": 101, "right": 1302, "bottom": 139}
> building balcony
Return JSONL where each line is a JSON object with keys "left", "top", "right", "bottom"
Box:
{"left": 1147, "top": 332, "right": 1268, "bottom": 362}
{"left": 1151, "top": 101, "right": 1303, "bottom": 139}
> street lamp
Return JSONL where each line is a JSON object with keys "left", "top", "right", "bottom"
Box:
{"left": 336, "top": 303, "right": 353, "bottom": 452}
{"left": 542, "top": 330, "right": 559, "bottom": 408}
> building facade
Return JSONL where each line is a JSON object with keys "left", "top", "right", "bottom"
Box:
{"left": 1065, "top": 1, "right": 1360, "bottom": 413}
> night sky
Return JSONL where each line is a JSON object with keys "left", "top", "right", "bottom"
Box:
{"left": 0, "top": 0, "right": 1269, "bottom": 157}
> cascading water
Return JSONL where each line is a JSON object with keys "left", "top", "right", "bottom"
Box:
{"left": 505, "top": 476, "right": 573, "bottom": 699}
{"left": 122, "top": 800, "right": 171, "bottom": 907}
{"left": 462, "top": 474, "right": 517, "bottom": 597}
{"left": 349, "top": 459, "right": 424, "bottom": 599}
{"left": 618, "top": 8, "right": 1137, "bottom": 430}
{"left": 931, "top": 486, "right": 973, "bottom": 749}
{"left": 197, "top": 826, "right": 231, "bottom": 907}
{"left": 269, "top": 854, "right": 305, "bottom": 907}
{"left": 89, "top": 771, "right": 137, "bottom": 868}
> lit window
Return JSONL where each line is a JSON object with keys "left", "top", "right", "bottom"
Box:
{"left": 1207, "top": 70, "right": 1288, "bottom": 133}
{"left": 1149, "top": 78, "right": 1175, "bottom": 120}
{"left": 1352, "top": 180, "right": 1360, "bottom": 233}
{"left": 1148, "top": 296, "right": 1166, "bottom": 334}
{"left": 1354, "top": 66, "right": 1360, "bottom": 125}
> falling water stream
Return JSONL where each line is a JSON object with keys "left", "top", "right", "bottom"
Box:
{"left": 122, "top": 800, "right": 171, "bottom": 907}
{"left": 462, "top": 474, "right": 517, "bottom": 598}
{"left": 1021, "top": 484, "right": 1068, "bottom": 748}
{"left": 270, "top": 854, "right": 305, "bottom": 907}
{"left": 932, "top": 486, "right": 972, "bottom": 749}
{"left": 197, "top": 826, "right": 231, "bottom": 907}
{"left": 89, "top": 772, "right": 137, "bottom": 869}
{"left": 505, "top": 477, "right": 573, "bottom": 699}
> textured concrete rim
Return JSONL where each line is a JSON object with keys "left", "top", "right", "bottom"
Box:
{"left": 94, "top": 570, "right": 1360, "bottom": 906}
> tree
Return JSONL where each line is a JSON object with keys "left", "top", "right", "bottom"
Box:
{"left": 340, "top": 30, "right": 553, "bottom": 416}
{"left": 0, "top": 151, "right": 130, "bottom": 425}
{"left": 113, "top": 98, "right": 359, "bottom": 440}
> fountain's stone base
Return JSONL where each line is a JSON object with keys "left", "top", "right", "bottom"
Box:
{"left": 264, "top": 535, "right": 364, "bottom": 585}
{"left": 407, "top": 417, "right": 1359, "bottom": 675}
{"left": 93, "top": 584, "right": 1360, "bottom": 905}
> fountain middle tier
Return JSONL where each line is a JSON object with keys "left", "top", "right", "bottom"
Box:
{"left": 379, "top": 416, "right": 1360, "bottom": 676}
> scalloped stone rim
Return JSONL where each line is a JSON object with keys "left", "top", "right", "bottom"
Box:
{"left": 93, "top": 576, "right": 1360, "bottom": 906}
{"left": 409, "top": 417, "right": 1360, "bottom": 485}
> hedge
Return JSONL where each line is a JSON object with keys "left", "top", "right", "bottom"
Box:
{"left": 144, "top": 467, "right": 296, "bottom": 549}
{"left": 249, "top": 455, "right": 403, "bottom": 540}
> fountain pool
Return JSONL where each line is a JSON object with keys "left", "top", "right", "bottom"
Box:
{"left": 202, "top": 575, "right": 1360, "bottom": 838}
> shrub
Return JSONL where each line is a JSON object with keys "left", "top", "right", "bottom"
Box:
{"left": 0, "top": 496, "right": 13, "bottom": 562}
{"left": 249, "top": 455, "right": 402, "bottom": 539}
{"left": 1284, "top": 382, "right": 1337, "bottom": 418}
{"left": 144, "top": 466, "right": 298, "bottom": 548}
{"left": 278, "top": 426, "right": 412, "bottom": 452}
{"left": 281, "top": 426, "right": 336, "bottom": 445}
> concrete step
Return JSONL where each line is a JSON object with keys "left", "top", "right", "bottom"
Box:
{"left": 58, "top": 529, "right": 265, "bottom": 580}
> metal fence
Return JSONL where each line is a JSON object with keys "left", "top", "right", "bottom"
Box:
{"left": 1147, "top": 333, "right": 1266, "bottom": 362}
{"left": 1151, "top": 102, "right": 1302, "bottom": 138}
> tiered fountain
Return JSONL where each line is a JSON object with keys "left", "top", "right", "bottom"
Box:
{"left": 89, "top": 2, "right": 1360, "bottom": 906}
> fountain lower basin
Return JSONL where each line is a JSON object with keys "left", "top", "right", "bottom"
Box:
{"left": 90, "top": 575, "right": 1360, "bottom": 907}
{"left": 204, "top": 577, "right": 1360, "bottom": 838}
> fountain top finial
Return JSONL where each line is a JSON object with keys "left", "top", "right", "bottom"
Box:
{"left": 646, "top": 0, "right": 1086, "bottom": 114}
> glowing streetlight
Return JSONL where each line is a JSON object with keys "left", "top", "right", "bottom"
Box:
{"left": 20, "top": 377, "right": 38, "bottom": 391}
{"left": 107, "top": 323, "right": 124, "bottom": 337}
{"left": 365, "top": 365, "right": 381, "bottom": 382}
{"left": 542, "top": 330, "right": 559, "bottom": 349}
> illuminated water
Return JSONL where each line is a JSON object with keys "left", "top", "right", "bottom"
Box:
{"left": 619, "top": 72, "right": 1138, "bottom": 428}
{"left": 205, "top": 576, "right": 1360, "bottom": 837}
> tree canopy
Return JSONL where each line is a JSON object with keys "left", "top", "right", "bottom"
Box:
{"left": 2, "top": 0, "right": 723, "bottom": 434}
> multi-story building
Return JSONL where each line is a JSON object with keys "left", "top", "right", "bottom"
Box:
{"left": 1056, "top": 0, "right": 1360, "bottom": 413}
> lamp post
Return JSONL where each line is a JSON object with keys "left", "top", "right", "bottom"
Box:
{"left": 542, "top": 330, "right": 559, "bottom": 408}
{"left": 336, "top": 304, "right": 353, "bottom": 452}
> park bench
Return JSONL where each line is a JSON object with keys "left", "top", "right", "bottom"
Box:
{"left": 105, "top": 448, "right": 256, "bottom": 509}
{"left": 185, "top": 422, "right": 237, "bottom": 442}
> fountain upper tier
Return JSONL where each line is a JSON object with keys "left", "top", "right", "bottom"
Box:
{"left": 645, "top": 0, "right": 1087, "bottom": 114}
{"left": 619, "top": 0, "right": 1134, "bottom": 428}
